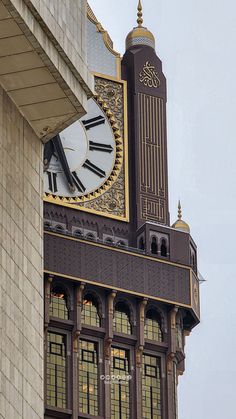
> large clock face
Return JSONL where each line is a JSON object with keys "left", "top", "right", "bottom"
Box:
{"left": 44, "top": 97, "right": 120, "bottom": 200}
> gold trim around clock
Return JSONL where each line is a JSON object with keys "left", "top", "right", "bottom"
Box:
{"left": 44, "top": 73, "right": 130, "bottom": 222}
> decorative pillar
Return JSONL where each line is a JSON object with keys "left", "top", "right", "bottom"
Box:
{"left": 44, "top": 274, "right": 53, "bottom": 331}
{"left": 72, "top": 283, "right": 85, "bottom": 419}
{"left": 44, "top": 274, "right": 53, "bottom": 409}
{"left": 167, "top": 306, "right": 179, "bottom": 419}
{"left": 136, "top": 298, "right": 148, "bottom": 419}
{"left": 104, "top": 290, "right": 116, "bottom": 419}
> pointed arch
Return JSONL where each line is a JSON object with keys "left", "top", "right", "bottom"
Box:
{"left": 113, "top": 300, "right": 132, "bottom": 335}
{"left": 50, "top": 284, "right": 69, "bottom": 320}
{"left": 160, "top": 238, "right": 167, "bottom": 257}
{"left": 151, "top": 236, "right": 158, "bottom": 255}
{"left": 81, "top": 292, "right": 101, "bottom": 327}
{"left": 144, "top": 308, "right": 163, "bottom": 342}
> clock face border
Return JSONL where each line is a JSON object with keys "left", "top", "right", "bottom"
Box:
{"left": 43, "top": 73, "right": 130, "bottom": 222}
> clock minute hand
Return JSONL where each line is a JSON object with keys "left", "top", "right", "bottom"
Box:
{"left": 52, "top": 135, "right": 75, "bottom": 192}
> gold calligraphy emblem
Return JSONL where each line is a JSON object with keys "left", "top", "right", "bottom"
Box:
{"left": 139, "top": 61, "right": 160, "bottom": 88}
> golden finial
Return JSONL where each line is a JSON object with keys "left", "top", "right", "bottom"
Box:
{"left": 137, "top": 0, "right": 143, "bottom": 27}
{"left": 178, "top": 200, "right": 182, "bottom": 220}
{"left": 172, "top": 200, "right": 190, "bottom": 233}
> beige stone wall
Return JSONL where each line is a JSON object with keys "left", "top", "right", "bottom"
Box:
{"left": 0, "top": 85, "right": 44, "bottom": 418}
{"left": 23, "top": 0, "right": 91, "bottom": 88}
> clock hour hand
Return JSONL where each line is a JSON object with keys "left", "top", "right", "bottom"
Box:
{"left": 43, "top": 139, "right": 55, "bottom": 171}
{"left": 52, "top": 135, "right": 75, "bottom": 192}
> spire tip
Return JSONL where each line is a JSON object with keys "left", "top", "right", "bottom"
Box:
{"left": 178, "top": 200, "right": 182, "bottom": 220}
{"left": 137, "top": 0, "right": 143, "bottom": 27}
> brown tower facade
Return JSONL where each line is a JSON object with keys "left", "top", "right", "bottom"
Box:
{"left": 122, "top": 19, "right": 169, "bottom": 227}
{"left": 43, "top": 3, "right": 200, "bottom": 419}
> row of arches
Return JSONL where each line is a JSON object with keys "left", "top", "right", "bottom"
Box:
{"left": 49, "top": 287, "right": 164, "bottom": 343}
{"left": 139, "top": 236, "right": 168, "bottom": 257}
{"left": 44, "top": 222, "right": 127, "bottom": 247}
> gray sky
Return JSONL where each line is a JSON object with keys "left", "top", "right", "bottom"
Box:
{"left": 89, "top": 1, "right": 236, "bottom": 418}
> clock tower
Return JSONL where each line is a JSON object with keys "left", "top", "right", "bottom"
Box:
{"left": 43, "top": 3, "right": 200, "bottom": 419}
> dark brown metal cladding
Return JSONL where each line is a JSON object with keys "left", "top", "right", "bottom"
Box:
{"left": 43, "top": 29, "right": 200, "bottom": 419}
{"left": 122, "top": 45, "right": 170, "bottom": 228}
{"left": 44, "top": 232, "right": 191, "bottom": 307}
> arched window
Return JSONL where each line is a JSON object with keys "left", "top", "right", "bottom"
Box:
{"left": 81, "top": 294, "right": 101, "bottom": 327}
{"left": 144, "top": 309, "right": 163, "bottom": 342}
{"left": 151, "top": 236, "right": 158, "bottom": 255}
{"left": 117, "top": 240, "right": 126, "bottom": 247}
{"left": 74, "top": 229, "right": 83, "bottom": 238}
{"left": 139, "top": 236, "right": 145, "bottom": 251}
{"left": 160, "top": 239, "right": 167, "bottom": 257}
{"left": 113, "top": 302, "right": 132, "bottom": 335}
{"left": 55, "top": 224, "right": 65, "bottom": 233}
{"left": 86, "top": 233, "right": 96, "bottom": 241}
{"left": 50, "top": 286, "right": 69, "bottom": 320}
{"left": 105, "top": 237, "right": 113, "bottom": 244}
{"left": 192, "top": 253, "right": 195, "bottom": 267}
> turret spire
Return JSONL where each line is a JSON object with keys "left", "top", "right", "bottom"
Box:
{"left": 178, "top": 200, "right": 182, "bottom": 220}
{"left": 126, "top": 0, "right": 155, "bottom": 50}
{"left": 172, "top": 200, "right": 190, "bottom": 233}
{"left": 137, "top": 0, "right": 143, "bottom": 27}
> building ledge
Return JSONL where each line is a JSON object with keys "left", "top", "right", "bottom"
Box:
{"left": 0, "top": 0, "right": 94, "bottom": 142}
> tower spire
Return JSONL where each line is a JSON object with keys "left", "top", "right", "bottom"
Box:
{"left": 172, "top": 200, "right": 190, "bottom": 233}
{"left": 137, "top": 0, "right": 143, "bottom": 26}
{"left": 178, "top": 200, "right": 182, "bottom": 220}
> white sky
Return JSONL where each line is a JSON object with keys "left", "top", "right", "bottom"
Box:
{"left": 89, "top": 1, "right": 236, "bottom": 417}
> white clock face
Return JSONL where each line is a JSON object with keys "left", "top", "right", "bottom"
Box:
{"left": 44, "top": 98, "right": 116, "bottom": 198}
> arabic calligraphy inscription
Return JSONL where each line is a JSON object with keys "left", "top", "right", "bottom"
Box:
{"left": 139, "top": 61, "right": 160, "bottom": 88}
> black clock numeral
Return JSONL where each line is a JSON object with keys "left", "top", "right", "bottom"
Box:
{"left": 72, "top": 171, "right": 86, "bottom": 193}
{"left": 47, "top": 171, "right": 58, "bottom": 193}
{"left": 82, "top": 115, "right": 105, "bottom": 131}
{"left": 83, "top": 159, "right": 106, "bottom": 178}
{"left": 89, "top": 141, "right": 113, "bottom": 153}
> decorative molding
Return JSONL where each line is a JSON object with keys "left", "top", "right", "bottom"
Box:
{"left": 79, "top": 76, "right": 127, "bottom": 218}
{"left": 87, "top": 3, "right": 120, "bottom": 58}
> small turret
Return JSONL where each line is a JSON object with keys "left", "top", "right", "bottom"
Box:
{"left": 172, "top": 201, "right": 190, "bottom": 233}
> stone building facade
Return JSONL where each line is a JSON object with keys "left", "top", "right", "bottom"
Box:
{"left": 0, "top": 1, "right": 93, "bottom": 418}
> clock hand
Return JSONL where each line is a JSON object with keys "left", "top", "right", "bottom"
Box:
{"left": 43, "top": 139, "right": 55, "bottom": 171}
{"left": 52, "top": 135, "right": 75, "bottom": 192}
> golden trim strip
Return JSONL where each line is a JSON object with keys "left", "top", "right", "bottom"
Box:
{"left": 44, "top": 269, "right": 192, "bottom": 309}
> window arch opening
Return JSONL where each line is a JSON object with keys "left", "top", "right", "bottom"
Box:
{"left": 144, "top": 309, "right": 163, "bottom": 342}
{"left": 82, "top": 294, "right": 101, "bottom": 327}
{"left": 113, "top": 302, "right": 132, "bottom": 335}
{"left": 50, "top": 286, "right": 69, "bottom": 320}
{"left": 55, "top": 224, "right": 65, "bottom": 233}
{"left": 151, "top": 237, "right": 158, "bottom": 255}
{"left": 74, "top": 229, "right": 83, "bottom": 238}
{"left": 86, "top": 233, "right": 96, "bottom": 241}
{"left": 105, "top": 237, "right": 114, "bottom": 244}
{"left": 139, "top": 236, "right": 145, "bottom": 251}
{"left": 160, "top": 239, "right": 167, "bottom": 257}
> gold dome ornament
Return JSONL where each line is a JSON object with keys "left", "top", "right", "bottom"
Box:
{"left": 126, "top": 0, "right": 155, "bottom": 50}
{"left": 172, "top": 201, "right": 190, "bottom": 233}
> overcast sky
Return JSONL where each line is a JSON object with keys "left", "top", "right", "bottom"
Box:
{"left": 89, "top": 1, "right": 236, "bottom": 417}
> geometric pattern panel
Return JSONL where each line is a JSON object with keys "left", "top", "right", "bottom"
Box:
{"left": 44, "top": 232, "right": 193, "bottom": 308}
